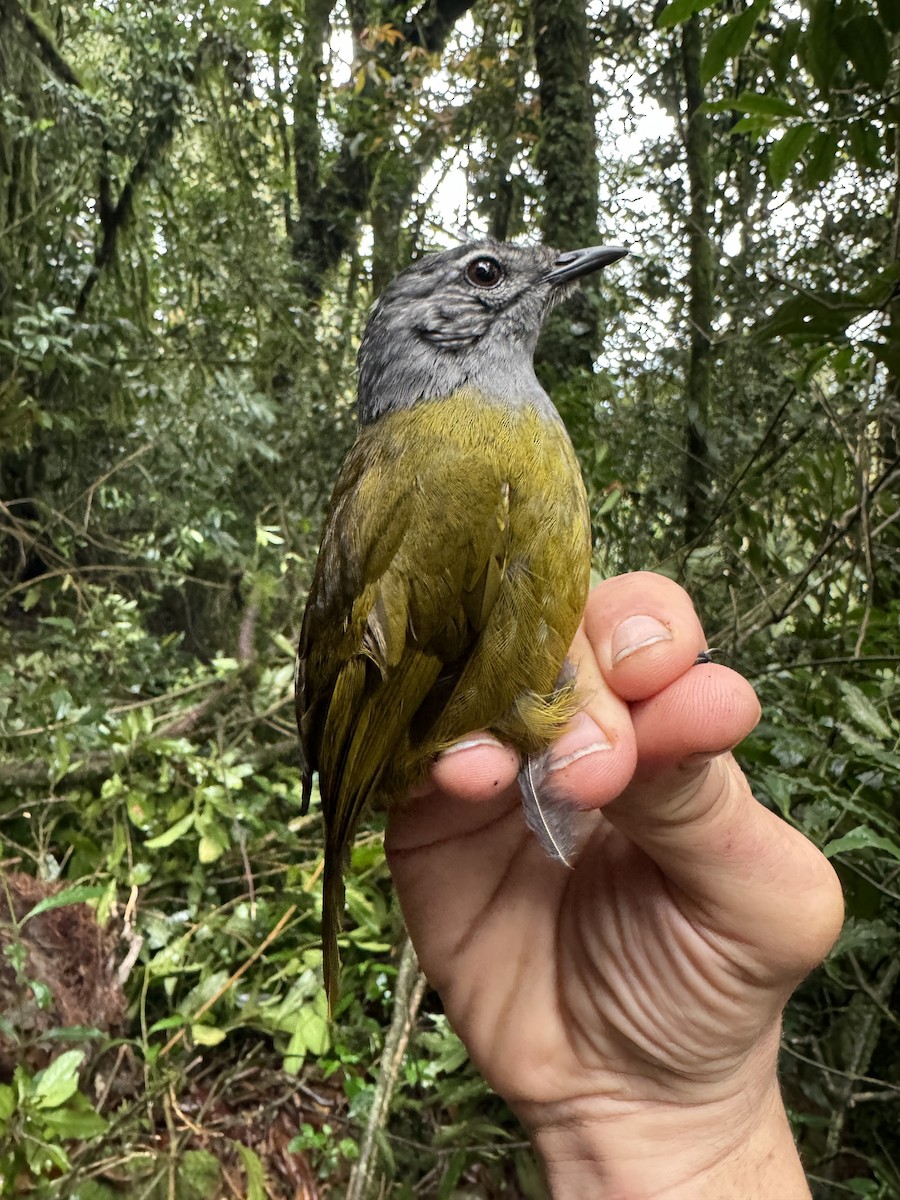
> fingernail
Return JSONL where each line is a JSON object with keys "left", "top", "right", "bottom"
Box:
{"left": 440, "top": 734, "right": 506, "bottom": 757}
{"left": 547, "top": 712, "right": 611, "bottom": 772}
{"left": 612, "top": 614, "right": 672, "bottom": 664}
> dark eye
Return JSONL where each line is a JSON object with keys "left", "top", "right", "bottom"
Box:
{"left": 465, "top": 257, "right": 503, "bottom": 288}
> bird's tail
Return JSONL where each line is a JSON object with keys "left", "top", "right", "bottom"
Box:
{"left": 322, "top": 843, "right": 345, "bottom": 1014}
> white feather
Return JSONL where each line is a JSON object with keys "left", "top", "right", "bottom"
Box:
{"left": 518, "top": 753, "right": 577, "bottom": 868}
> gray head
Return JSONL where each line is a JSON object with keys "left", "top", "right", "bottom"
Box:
{"left": 357, "top": 239, "right": 627, "bottom": 425}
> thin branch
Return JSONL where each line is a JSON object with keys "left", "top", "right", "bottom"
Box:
{"left": 347, "top": 935, "right": 428, "bottom": 1200}
{"left": 6, "top": 0, "right": 84, "bottom": 89}
{"left": 158, "top": 904, "right": 298, "bottom": 1058}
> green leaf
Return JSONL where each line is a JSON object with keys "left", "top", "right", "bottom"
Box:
{"left": 758, "top": 292, "right": 862, "bottom": 342}
{"left": 842, "top": 14, "right": 890, "bottom": 89}
{"left": 701, "top": 0, "right": 766, "bottom": 85}
{"left": 824, "top": 826, "right": 900, "bottom": 862}
{"left": 0, "top": 1083, "right": 15, "bottom": 1122}
{"left": 191, "top": 1023, "right": 227, "bottom": 1046}
{"left": 804, "top": 0, "right": 841, "bottom": 95}
{"left": 32, "top": 1050, "right": 84, "bottom": 1109}
{"left": 50, "top": 731, "right": 71, "bottom": 785}
{"left": 656, "top": 0, "right": 716, "bottom": 28}
{"left": 40, "top": 1095, "right": 107, "bottom": 1139}
{"left": 145, "top": 811, "right": 195, "bottom": 849}
{"left": 847, "top": 121, "right": 883, "bottom": 171}
{"left": 803, "top": 128, "right": 839, "bottom": 186}
{"left": 21, "top": 884, "right": 105, "bottom": 926}
{"left": 732, "top": 91, "right": 801, "bottom": 118}
{"left": 177, "top": 1149, "right": 222, "bottom": 1196}
{"left": 768, "top": 18, "right": 801, "bottom": 77}
{"left": 598, "top": 487, "right": 622, "bottom": 516}
{"left": 730, "top": 114, "right": 775, "bottom": 136}
{"left": 769, "top": 122, "right": 815, "bottom": 186}
{"left": 283, "top": 995, "right": 330, "bottom": 1072}
{"left": 838, "top": 680, "right": 895, "bottom": 741}
{"left": 235, "top": 1142, "right": 267, "bottom": 1200}
{"left": 180, "top": 969, "right": 230, "bottom": 1017}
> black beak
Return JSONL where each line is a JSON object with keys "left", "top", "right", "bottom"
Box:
{"left": 546, "top": 244, "right": 629, "bottom": 286}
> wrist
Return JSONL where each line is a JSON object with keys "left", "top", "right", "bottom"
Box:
{"left": 526, "top": 1083, "right": 810, "bottom": 1200}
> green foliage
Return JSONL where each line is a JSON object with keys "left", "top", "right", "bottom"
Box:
{"left": 0, "top": 1052, "right": 107, "bottom": 1191}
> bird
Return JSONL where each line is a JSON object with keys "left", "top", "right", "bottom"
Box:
{"left": 295, "top": 238, "right": 628, "bottom": 1006}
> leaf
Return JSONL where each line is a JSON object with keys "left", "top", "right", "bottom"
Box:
{"left": 656, "top": 0, "right": 716, "bottom": 28}
{"left": 768, "top": 18, "right": 801, "bottom": 77}
{"left": 198, "top": 831, "right": 228, "bottom": 864}
{"left": 0, "top": 1083, "right": 15, "bottom": 1123}
{"left": 235, "top": 1142, "right": 267, "bottom": 1200}
{"left": 838, "top": 680, "right": 894, "bottom": 741}
{"left": 21, "top": 884, "right": 105, "bottom": 925}
{"left": 40, "top": 1094, "right": 107, "bottom": 1139}
{"left": 730, "top": 114, "right": 776, "bottom": 136}
{"left": 842, "top": 14, "right": 890, "bottom": 90}
{"left": 701, "top": 0, "right": 766, "bottom": 85}
{"left": 769, "top": 122, "right": 815, "bottom": 186}
{"left": 803, "top": 128, "right": 839, "bottom": 186}
{"left": 145, "top": 811, "right": 195, "bottom": 848}
{"left": 757, "top": 293, "right": 861, "bottom": 342}
{"left": 179, "top": 969, "right": 230, "bottom": 1016}
{"left": 32, "top": 1050, "right": 84, "bottom": 1109}
{"left": 282, "top": 996, "right": 330, "bottom": 1072}
{"left": 191, "top": 1024, "right": 227, "bottom": 1046}
{"left": 598, "top": 487, "right": 622, "bottom": 516}
{"left": 804, "top": 0, "right": 841, "bottom": 95}
{"left": 848, "top": 121, "right": 883, "bottom": 171}
{"left": 708, "top": 91, "right": 801, "bottom": 118}
{"left": 824, "top": 826, "right": 900, "bottom": 861}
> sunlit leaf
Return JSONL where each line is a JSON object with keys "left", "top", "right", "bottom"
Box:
{"left": 769, "top": 122, "right": 815, "bottom": 186}
{"left": 838, "top": 680, "right": 894, "bottom": 741}
{"left": 701, "top": 0, "right": 766, "bottom": 85}
{"left": 235, "top": 1142, "right": 267, "bottom": 1200}
{"left": 32, "top": 1051, "right": 84, "bottom": 1109}
{"left": 824, "top": 826, "right": 900, "bottom": 862}
{"left": 655, "top": 0, "right": 717, "bottom": 28}
{"left": 145, "top": 812, "right": 195, "bottom": 849}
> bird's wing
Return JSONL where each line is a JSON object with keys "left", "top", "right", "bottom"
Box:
{"left": 296, "top": 410, "right": 513, "bottom": 1005}
{"left": 296, "top": 409, "right": 512, "bottom": 836}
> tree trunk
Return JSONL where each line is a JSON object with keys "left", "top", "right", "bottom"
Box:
{"left": 532, "top": 0, "right": 600, "bottom": 381}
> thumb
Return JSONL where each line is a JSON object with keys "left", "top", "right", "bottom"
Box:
{"left": 599, "top": 664, "right": 843, "bottom": 982}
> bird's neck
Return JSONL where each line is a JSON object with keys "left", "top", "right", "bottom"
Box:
{"left": 357, "top": 338, "right": 555, "bottom": 427}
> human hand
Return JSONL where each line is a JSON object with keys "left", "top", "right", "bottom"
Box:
{"left": 385, "top": 572, "right": 844, "bottom": 1199}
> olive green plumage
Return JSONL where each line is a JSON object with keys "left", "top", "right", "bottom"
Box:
{"left": 295, "top": 239, "right": 627, "bottom": 1007}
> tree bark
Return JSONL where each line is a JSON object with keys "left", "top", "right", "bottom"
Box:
{"left": 289, "top": 0, "right": 480, "bottom": 303}
{"left": 532, "top": 0, "right": 600, "bottom": 380}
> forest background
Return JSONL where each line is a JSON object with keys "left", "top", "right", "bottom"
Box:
{"left": 0, "top": 0, "right": 898, "bottom": 1195}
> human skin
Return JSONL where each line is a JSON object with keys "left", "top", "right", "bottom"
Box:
{"left": 385, "top": 572, "right": 844, "bottom": 1199}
